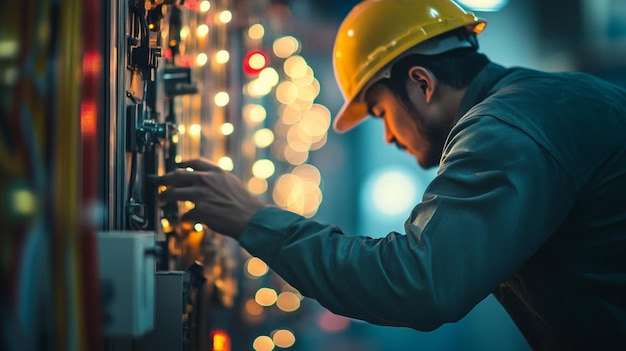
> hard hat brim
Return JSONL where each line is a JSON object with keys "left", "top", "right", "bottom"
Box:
{"left": 333, "top": 100, "right": 369, "bottom": 133}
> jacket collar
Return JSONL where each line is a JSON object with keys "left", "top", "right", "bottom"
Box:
{"left": 457, "top": 62, "right": 510, "bottom": 119}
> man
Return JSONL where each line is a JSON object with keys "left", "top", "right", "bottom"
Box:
{"left": 159, "top": 0, "right": 626, "bottom": 349}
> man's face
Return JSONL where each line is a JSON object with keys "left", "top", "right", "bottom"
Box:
{"left": 364, "top": 81, "right": 451, "bottom": 168}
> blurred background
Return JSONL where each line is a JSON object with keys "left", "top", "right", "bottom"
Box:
{"left": 1, "top": 0, "right": 625, "bottom": 350}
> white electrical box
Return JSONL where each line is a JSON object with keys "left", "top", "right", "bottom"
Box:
{"left": 98, "top": 231, "right": 156, "bottom": 337}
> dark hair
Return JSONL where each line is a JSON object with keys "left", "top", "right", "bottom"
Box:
{"left": 382, "top": 47, "right": 490, "bottom": 107}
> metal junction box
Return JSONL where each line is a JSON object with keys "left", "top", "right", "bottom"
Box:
{"left": 98, "top": 231, "right": 156, "bottom": 337}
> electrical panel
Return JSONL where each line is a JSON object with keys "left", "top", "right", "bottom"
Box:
{"left": 93, "top": 0, "right": 333, "bottom": 349}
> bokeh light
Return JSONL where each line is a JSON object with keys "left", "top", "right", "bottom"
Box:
{"left": 245, "top": 299, "right": 264, "bottom": 316}
{"left": 279, "top": 104, "right": 302, "bottom": 125}
{"left": 283, "top": 145, "right": 308, "bottom": 166}
{"left": 283, "top": 55, "right": 308, "bottom": 79}
{"left": 196, "top": 53, "right": 208, "bottom": 66}
{"left": 218, "top": 156, "right": 234, "bottom": 171}
{"left": 251, "top": 159, "right": 275, "bottom": 179}
{"left": 244, "top": 104, "right": 267, "bottom": 124}
{"left": 273, "top": 36, "right": 300, "bottom": 58}
{"left": 276, "top": 292, "right": 301, "bottom": 312}
{"left": 248, "top": 23, "right": 265, "bottom": 40}
{"left": 199, "top": 0, "right": 211, "bottom": 12}
{"left": 292, "top": 164, "right": 321, "bottom": 186}
{"left": 215, "top": 50, "right": 230, "bottom": 64}
{"left": 276, "top": 81, "right": 299, "bottom": 105}
{"left": 254, "top": 128, "right": 274, "bottom": 148}
{"left": 259, "top": 67, "right": 280, "bottom": 87}
{"left": 197, "top": 24, "right": 209, "bottom": 37}
{"left": 189, "top": 124, "right": 202, "bottom": 137}
{"left": 255, "top": 288, "right": 278, "bottom": 307}
{"left": 247, "top": 177, "right": 268, "bottom": 194}
{"left": 247, "top": 79, "right": 273, "bottom": 97}
{"left": 246, "top": 257, "right": 269, "bottom": 277}
{"left": 253, "top": 336, "right": 275, "bottom": 351}
{"left": 218, "top": 10, "right": 233, "bottom": 23}
{"left": 220, "top": 122, "right": 234, "bottom": 135}
{"left": 370, "top": 170, "right": 417, "bottom": 215}
{"left": 272, "top": 330, "right": 296, "bottom": 348}
{"left": 215, "top": 91, "right": 230, "bottom": 106}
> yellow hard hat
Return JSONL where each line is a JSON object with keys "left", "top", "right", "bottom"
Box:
{"left": 332, "top": 0, "right": 486, "bottom": 133}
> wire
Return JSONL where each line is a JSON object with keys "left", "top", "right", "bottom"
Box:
{"left": 127, "top": 78, "right": 151, "bottom": 230}
{"left": 128, "top": 150, "right": 138, "bottom": 205}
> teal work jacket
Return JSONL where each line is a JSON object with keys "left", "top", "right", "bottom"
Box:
{"left": 240, "top": 63, "right": 626, "bottom": 350}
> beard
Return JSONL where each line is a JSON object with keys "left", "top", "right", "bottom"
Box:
{"left": 409, "top": 106, "right": 449, "bottom": 169}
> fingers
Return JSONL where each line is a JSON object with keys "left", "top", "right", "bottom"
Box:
{"left": 158, "top": 159, "right": 224, "bottom": 186}
{"left": 159, "top": 186, "right": 203, "bottom": 203}
{"left": 176, "top": 158, "right": 221, "bottom": 172}
{"left": 158, "top": 168, "right": 204, "bottom": 186}
{"left": 179, "top": 208, "right": 203, "bottom": 224}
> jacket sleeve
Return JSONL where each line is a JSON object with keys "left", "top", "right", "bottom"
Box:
{"left": 238, "top": 115, "right": 577, "bottom": 331}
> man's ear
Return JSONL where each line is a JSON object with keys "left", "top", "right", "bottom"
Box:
{"left": 408, "top": 66, "right": 436, "bottom": 103}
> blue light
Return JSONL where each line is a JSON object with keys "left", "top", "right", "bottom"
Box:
{"left": 366, "top": 169, "right": 417, "bottom": 216}
{"left": 456, "top": 0, "right": 509, "bottom": 12}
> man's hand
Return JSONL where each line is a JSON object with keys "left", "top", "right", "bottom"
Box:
{"left": 158, "top": 158, "right": 268, "bottom": 240}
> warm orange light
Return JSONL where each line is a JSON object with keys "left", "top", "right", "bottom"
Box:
{"left": 255, "top": 288, "right": 278, "bottom": 306}
{"left": 247, "top": 177, "right": 268, "bottom": 195}
{"left": 253, "top": 336, "right": 274, "bottom": 351}
{"left": 473, "top": 21, "right": 487, "bottom": 33}
{"left": 272, "top": 329, "right": 296, "bottom": 348}
{"left": 211, "top": 330, "right": 231, "bottom": 351}
{"left": 248, "top": 24, "right": 265, "bottom": 40}
{"left": 80, "top": 100, "right": 97, "bottom": 138}
{"left": 276, "top": 291, "right": 301, "bottom": 312}
{"left": 273, "top": 36, "right": 300, "bottom": 58}
{"left": 246, "top": 257, "right": 269, "bottom": 277}
{"left": 82, "top": 50, "right": 102, "bottom": 76}
{"left": 245, "top": 299, "right": 264, "bottom": 316}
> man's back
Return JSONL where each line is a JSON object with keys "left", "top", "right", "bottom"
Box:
{"left": 463, "top": 65, "right": 626, "bottom": 349}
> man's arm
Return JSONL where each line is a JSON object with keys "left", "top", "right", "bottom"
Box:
{"left": 239, "top": 115, "right": 576, "bottom": 330}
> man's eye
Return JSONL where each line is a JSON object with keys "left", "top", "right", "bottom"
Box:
{"left": 368, "top": 107, "right": 382, "bottom": 118}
